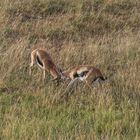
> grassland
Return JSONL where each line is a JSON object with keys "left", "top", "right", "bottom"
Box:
{"left": 0, "top": 0, "right": 140, "bottom": 139}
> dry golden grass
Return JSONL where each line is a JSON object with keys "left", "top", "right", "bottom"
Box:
{"left": 0, "top": 0, "right": 140, "bottom": 139}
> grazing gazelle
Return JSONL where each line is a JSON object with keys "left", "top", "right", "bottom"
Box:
{"left": 29, "top": 48, "right": 62, "bottom": 82}
{"left": 62, "top": 65, "right": 107, "bottom": 94}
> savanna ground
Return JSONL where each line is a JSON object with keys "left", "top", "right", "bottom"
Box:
{"left": 0, "top": 0, "right": 140, "bottom": 139}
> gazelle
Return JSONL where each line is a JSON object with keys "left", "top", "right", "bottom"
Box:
{"left": 29, "top": 48, "right": 62, "bottom": 82}
{"left": 62, "top": 65, "right": 107, "bottom": 94}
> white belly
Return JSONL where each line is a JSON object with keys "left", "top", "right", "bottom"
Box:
{"left": 79, "top": 77, "right": 86, "bottom": 81}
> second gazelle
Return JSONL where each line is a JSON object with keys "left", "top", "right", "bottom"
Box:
{"left": 62, "top": 65, "right": 107, "bottom": 90}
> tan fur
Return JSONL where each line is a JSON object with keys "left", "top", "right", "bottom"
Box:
{"left": 62, "top": 65, "right": 105, "bottom": 83}
{"left": 29, "top": 48, "right": 61, "bottom": 81}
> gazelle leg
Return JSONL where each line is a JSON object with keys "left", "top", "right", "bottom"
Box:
{"left": 43, "top": 69, "right": 46, "bottom": 81}
{"left": 29, "top": 51, "right": 36, "bottom": 76}
{"left": 29, "top": 62, "right": 35, "bottom": 76}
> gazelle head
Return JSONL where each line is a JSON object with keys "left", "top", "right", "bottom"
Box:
{"left": 54, "top": 66, "right": 70, "bottom": 80}
{"left": 53, "top": 65, "right": 65, "bottom": 81}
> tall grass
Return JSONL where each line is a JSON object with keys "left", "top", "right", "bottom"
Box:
{"left": 0, "top": 0, "right": 140, "bottom": 139}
